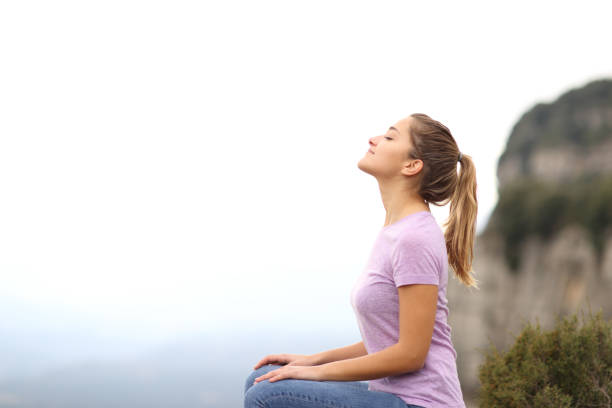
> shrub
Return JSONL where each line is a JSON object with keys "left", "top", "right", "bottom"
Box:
{"left": 477, "top": 308, "right": 612, "bottom": 407}
{"left": 488, "top": 175, "right": 612, "bottom": 272}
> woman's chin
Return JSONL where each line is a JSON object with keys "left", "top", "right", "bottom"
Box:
{"left": 357, "top": 160, "right": 374, "bottom": 175}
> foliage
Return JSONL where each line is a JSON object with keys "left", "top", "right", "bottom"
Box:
{"left": 487, "top": 175, "right": 612, "bottom": 272}
{"left": 478, "top": 308, "right": 612, "bottom": 407}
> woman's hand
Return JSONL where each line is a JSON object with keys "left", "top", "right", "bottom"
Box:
{"left": 253, "top": 364, "right": 323, "bottom": 384}
{"left": 253, "top": 353, "right": 319, "bottom": 370}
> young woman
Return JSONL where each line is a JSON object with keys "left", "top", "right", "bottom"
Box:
{"left": 243, "top": 113, "right": 478, "bottom": 408}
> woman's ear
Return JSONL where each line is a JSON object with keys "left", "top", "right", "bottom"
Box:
{"left": 401, "top": 159, "right": 423, "bottom": 177}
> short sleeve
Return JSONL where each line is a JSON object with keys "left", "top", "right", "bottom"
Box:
{"left": 391, "top": 236, "right": 440, "bottom": 287}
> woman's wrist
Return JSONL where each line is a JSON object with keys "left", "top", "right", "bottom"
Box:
{"left": 308, "top": 352, "right": 324, "bottom": 365}
{"left": 308, "top": 341, "right": 366, "bottom": 366}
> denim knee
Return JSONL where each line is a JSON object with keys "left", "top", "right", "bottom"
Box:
{"left": 244, "top": 374, "right": 301, "bottom": 408}
{"left": 244, "top": 364, "right": 283, "bottom": 396}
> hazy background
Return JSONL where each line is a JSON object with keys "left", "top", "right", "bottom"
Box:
{"left": 1, "top": 0, "right": 611, "bottom": 406}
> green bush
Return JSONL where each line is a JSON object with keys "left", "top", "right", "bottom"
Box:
{"left": 487, "top": 175, "right": 612, "bottom": 272}
{"left": 477, "top": 308, "right": 612, "bottom": 407}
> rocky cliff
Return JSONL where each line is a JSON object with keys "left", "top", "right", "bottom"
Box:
{"left": 447, "top": 79, "right": 612, "bottom": 402}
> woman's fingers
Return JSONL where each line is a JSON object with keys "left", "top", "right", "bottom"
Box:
{"left": 253, "top": 359, "right": 268, "bottom": 370}
{"left": 254, "top": 356, "right": 274, "bottom": 370}
{"left": 253, "top": 354, "right": 285, "bottom": 370}
{"left": 254, "top": 368, "right": 280, "bottom": 384}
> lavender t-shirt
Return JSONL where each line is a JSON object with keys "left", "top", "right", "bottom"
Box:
{"left": 350, "top": 211, "right": 465, "bottom": 408}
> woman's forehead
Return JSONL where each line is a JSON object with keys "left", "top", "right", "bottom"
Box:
{"left": 390, "top": 117, "right": 413, "bottom": 138}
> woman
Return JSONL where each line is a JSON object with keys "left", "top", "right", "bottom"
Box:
{"left": 243, "top": 113, "right": 478, "bottom": 408}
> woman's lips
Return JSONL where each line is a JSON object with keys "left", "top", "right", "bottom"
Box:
{"left": 368, "top": 149, "right": 374, "bottom": 154}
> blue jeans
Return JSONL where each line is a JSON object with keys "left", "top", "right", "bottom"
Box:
{"left": 244, "top": 364, "right": 424, "bottom": 408}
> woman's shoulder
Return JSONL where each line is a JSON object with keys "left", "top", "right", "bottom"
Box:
{"left": 393, "top": 212, "right": 443, "bottom": 241}
{"left": 390, "top": 214, "right": 446, "bottom": 258}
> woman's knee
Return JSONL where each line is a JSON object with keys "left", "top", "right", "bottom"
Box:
{"left": 244, "top": 364, "right": 283, "bottom": 396}
{"left": 244, "top": 376, "right": 311, "bottom": 408}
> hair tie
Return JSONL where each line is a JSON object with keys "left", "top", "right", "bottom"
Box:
{"left": 458, "top": 152, "right": 463, "bottom": 162}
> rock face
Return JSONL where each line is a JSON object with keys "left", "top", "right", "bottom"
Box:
{"left": 497, "top": 79, "right": 612, "bottom": 188}
{"left": 498, "top": 139, "right": 612, "bottom": 186}
{"left": 447, "top": 79, "right": 612, "bottom": 400}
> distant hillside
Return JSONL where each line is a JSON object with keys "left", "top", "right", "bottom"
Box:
{"left": 487, "top": 79, "right": 612, "bottom": 270}
{"left": 0, "top": 295, "right": 362, "bottom": 408}
{"left": 446, "top": 78, "right": 612, "bottom": 403}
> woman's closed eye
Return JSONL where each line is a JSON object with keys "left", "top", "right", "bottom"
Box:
{"left": 385, "top": 136, "right": 393, "bottom": 140}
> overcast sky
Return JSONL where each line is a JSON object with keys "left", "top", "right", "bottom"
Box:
{"left": 1, "top": 0, "right": 611, "bottom": 338}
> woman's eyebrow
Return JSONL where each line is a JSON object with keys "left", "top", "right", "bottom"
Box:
{"left": 388, "top": 126, "right": 400, "bottom": 134}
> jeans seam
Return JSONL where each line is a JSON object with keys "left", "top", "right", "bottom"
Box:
{"left": 259, "top": 391, "right": 350, "bottom": 408}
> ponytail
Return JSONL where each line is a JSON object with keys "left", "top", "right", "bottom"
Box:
{"left": 442, "top": 153, "right": 479, "bottom": 288}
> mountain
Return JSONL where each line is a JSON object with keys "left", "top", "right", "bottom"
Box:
{"left": 446, "top": 78, "right": 612, "bottom": 401}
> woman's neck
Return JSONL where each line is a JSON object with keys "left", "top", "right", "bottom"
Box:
{"left": 378, "top": 179, "right": 430, "bottom": 227}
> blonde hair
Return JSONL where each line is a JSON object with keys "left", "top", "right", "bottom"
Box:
{"left": 408, "top": 113, "right": 479, "bottom": 288}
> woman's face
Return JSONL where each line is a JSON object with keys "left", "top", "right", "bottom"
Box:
{"left": 357, "top": 116, "right": 423, "bottom": 180}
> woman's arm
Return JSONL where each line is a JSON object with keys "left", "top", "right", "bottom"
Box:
{"left": 310, "top": 341, "right": 368, "bottom": 365}
{"left": 317, "top": 284, "right": 437, "bottom": 381}
{"left": 254, "top": 284, "right": 438, "bottom": 384}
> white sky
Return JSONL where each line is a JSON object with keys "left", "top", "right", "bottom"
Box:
{"left": 1, "top": 0, "right": 611, "bottom": 337}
